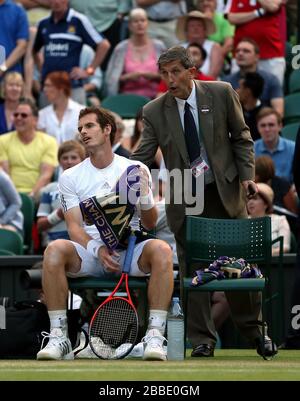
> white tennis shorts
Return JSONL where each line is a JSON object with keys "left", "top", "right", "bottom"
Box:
{"left": 66, "top": 239, "right": 153, "bottom": 279}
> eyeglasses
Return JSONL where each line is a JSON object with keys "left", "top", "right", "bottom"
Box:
{"left": 13, "top": 112, "right": 30, "bottom": 118}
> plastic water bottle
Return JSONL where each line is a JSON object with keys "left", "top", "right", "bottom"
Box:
{"left": 167, "top": 297, "right": 184, "bottom": 360}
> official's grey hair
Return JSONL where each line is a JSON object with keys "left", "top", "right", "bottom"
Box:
{"left": 158, "top": 46, "right": 194, "bottom": 71}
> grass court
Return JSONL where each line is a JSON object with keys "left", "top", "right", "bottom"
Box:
{"left": 0, "top": 349, "right": 300, "bottom": 381}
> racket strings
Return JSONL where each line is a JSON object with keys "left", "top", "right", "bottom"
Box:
{"left": 90, "top": 298, "right": 138, "bottom": 359}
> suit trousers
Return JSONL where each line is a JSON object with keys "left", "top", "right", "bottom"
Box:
{"left": 175, "top": 182, "right": 263, "bottom": 347}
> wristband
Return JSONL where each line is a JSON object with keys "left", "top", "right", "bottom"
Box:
{"left": 47, "top": 209, "right": 63, "bottom": 226}
{"left": 254, "top": 7, "right": 265, "bottom": 17}
{"left": 140, "top": 191, "right": 155, "bottom": 211}
{"left": 87, "top": 239, "right": 101, "bottom": 258}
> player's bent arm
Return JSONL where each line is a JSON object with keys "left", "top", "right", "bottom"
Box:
{"left": 64, "top": 206, "right": 95, "bottom": 248}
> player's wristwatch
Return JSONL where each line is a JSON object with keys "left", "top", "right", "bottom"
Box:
{"left": 86, "top": 66, "right": 95, "bottom": 76}
{"left": 0, "top": 63, "right": 7, "bottom": 74}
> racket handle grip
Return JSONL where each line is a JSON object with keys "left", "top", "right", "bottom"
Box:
{"left": 123, "top": 233, "right": 137, "bottom": 274}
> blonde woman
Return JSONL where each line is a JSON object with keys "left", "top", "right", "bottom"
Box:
{"left": 0, "top": 72, "right": 24, "bottom": 135}
{"left": 105, "top": 8, "right": 166, "bottom": 99}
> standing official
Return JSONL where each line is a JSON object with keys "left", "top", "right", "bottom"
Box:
{"left": 131, "top": 46, "right": 277, "bottom": 357}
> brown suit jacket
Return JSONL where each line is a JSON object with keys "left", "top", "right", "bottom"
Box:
{"left": 131, "top": 80, "right": 255, "bottom": 235}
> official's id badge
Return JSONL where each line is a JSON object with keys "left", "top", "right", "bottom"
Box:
{"left": 191, "top": 157, "right": 209, "bottom": 178}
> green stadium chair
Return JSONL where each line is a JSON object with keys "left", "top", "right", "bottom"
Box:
{"left": 0, "top": 229, "right": 23, "bottom": 255}
{"left": 284, "top": 93, "right": 300, "bottom": 124}
{"left": 183, "top": 216, "right": 283, "bottom": 356}
{"left": 281, "top": 122, "right": 300, "bottom": 141}
{"left": 101, "top": 94, "right": 150, "bottom": 119}
{"left": 289, "top": 69, "right": 300, "bottom": 94}
{"left": 19, "top": 192, "right": 35, "bottom": 254}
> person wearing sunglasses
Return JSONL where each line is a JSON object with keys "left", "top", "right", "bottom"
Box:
{"left": 0, "top": 98, "right": 58, "bottom": 202}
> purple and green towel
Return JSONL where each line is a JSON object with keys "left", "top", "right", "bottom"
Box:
{"left": 191, "top": 256, "right": 263, "bottom": 286}
{"left": 79, "top": 165, "right": 141, "bottom": 250}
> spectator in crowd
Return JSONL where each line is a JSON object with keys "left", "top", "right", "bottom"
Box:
{"left": 0, "top": 98, "right": 58, "bottom": 202}
{"left": 227, "top": 0, "right": 286, "bottom": 87}
{"left": 131, "top": 45, "right": 276, "bottom": 358}
{"left": 175, "top": 10, "right": 224, "bottom": 78}
{"left": 32, "top": 0, "right": 110, "bottom": 106}
{"left": 157, "top": 42, "right": 214, "bottom": 96}
{"left": 223, "top": 38, "right": 284, "bottom": 117}
{"left": 135, "top": 0, "right": 187, "bottom": 48}
{"left": 280, "top": 126, "right": 300, "bottom": 349}
{"left": 254, "top": 107, "right": 295, "bottom": 184}
{"left": 255, "top": 155, "right": 298, "bottom": 215}
{"left": 236, "top": 71, "right": 264, "bottom": 141}
{"left": 105, "top": 8, "right": 165, "bottom": 99}
{"left": 186, "top": 42, "right": 215, "bottom": 80}
{"left": 69, "top": 0, "right": 132, "bottom": 71}
{"left": 36, "top": 106, "right": 174, "bottom": 361}
{"left": 0, "top": 0, "right": 29, "bottom": 77}
{"left": 0, "top": 167, "right": 23, "bottom": 236}
{"left": 196, "top": 0, "right": 235, "bottom": 59}
{"left": 37, "top": 71, "right": 84, "bottom": 144}
{"left": 37, "top": 140, "right": 86, "bottom": 248}
{"left": 247, "top": 182, "right": 291, "bottom": 255}
{"left": 25, "top": 29, "right": 103, "bottom": 106}
{"left": 0, "top": 72, "right": 24, "bottom": 135}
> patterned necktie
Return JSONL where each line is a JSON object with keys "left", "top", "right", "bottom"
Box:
{"left": 184, "top": 102, "right": 200, "bottom": 163}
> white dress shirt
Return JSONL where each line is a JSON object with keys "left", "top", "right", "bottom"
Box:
{"left": 175, "top": 81, "right": 199, "bottom": 134}
{"left": 38, "top": 98, "right": 85, "bottom": 144}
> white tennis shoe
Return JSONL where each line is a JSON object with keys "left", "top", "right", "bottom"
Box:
{"left": 37, "top": 328, "right": 74, "bottom": 360}
{"left": 142, "top": 329, "right": 167, "bottom": 361}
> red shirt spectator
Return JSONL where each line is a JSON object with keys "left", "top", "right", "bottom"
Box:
{"left": 228, "top": 0, "right": 284, "bottom": 59}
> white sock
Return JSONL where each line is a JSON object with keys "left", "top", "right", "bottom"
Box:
{"left": 48, "top": 310, "right": 68, "bottom": 337}
{"left": 147, "top": 309, "right": 168, "bottom": 336}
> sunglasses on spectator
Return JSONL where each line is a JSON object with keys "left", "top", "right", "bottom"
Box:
{"left": 13, "top": 112, "right": 31, "bottom": 118}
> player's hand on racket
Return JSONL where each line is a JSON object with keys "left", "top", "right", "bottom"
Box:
{"left": 99, "top": 246, "right": 121, "bottom": 273}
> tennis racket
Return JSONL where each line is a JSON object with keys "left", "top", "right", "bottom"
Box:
{"left": 89, "top": 233, "right": 139, "bottom": 359}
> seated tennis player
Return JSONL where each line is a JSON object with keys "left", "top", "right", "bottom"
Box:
{"left": 37, "top": 106, "right": 174, "bottom": 361}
